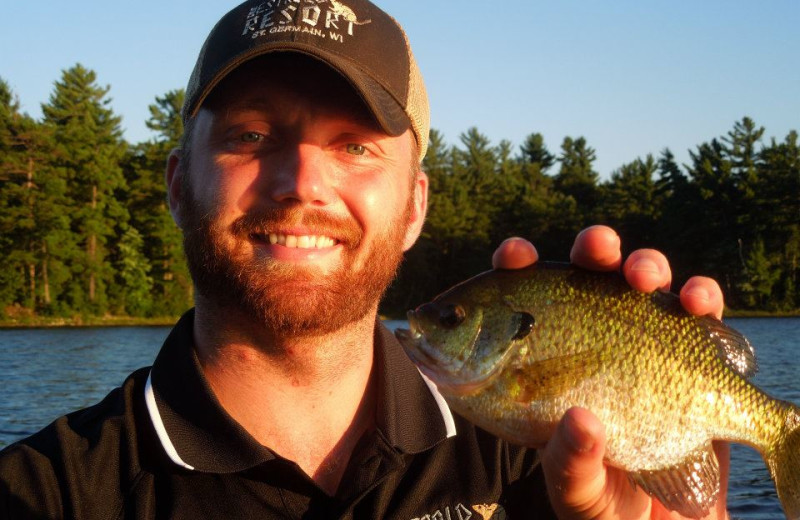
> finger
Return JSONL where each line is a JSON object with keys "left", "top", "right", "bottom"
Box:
{"left": 680, "top": 276, "right": 725, "bottom": 320}
{"left": 570, "top": 225, "right": 622, "bottom": 271}
{"left": 492, "top": 237, "right": 539, "bottom": 270}
{"left": 711, "top": 441, "right": 731, "bottom": 519}
{"left": 540, "top": 408, "right": 609, "bottom": 518}
{"left": 622, "top": 249, "right": 672, "bottom": 293}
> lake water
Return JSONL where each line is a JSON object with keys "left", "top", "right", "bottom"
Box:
{"left": 1, "top": 318, "right": 798, "bottom": 518}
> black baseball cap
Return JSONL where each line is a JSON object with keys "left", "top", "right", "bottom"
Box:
{"left": 183, "top": 0, "right": 430, "bottom": 161}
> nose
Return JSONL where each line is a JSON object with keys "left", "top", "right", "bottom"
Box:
{"left": 266, "top": 143, "right": 335, "bottom": 206}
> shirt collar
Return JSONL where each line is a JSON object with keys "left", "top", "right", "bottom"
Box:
{"left": 146, "top": 309, "right": 456, "bottom": 473}
{"left": 372, "top": 323, "right": 457, "bottom": 452}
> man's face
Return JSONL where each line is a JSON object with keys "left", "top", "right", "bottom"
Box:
{"left": 168, "top": 55, "right": 427, "bottom": 336}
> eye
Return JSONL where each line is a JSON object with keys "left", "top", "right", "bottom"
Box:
{"left": 345, "top": 143, "right": 366, "bottom": 156}
{"left": 438, "top": 304, "right": 465, "bottom": 329}
{"left": 240, "top": 131, "right": 264, "bottom": 143}
{"left": 512, "top": 312, "right": 535, "bottom": 340}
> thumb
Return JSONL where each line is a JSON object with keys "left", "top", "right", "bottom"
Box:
{"left": 540, "top": 407, "right": 610, "bottom": 519}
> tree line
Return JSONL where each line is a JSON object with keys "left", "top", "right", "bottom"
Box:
{"left": 1, "top": 64, "right": 798, "bottom": 321}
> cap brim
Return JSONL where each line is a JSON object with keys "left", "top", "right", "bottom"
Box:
{"left": 189, "top": 44, "right": 411, "bottom": 138}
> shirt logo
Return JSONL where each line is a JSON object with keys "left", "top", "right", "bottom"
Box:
{"left": 411, "top": 503, "right": 506, "bottom": 520}
{"left": 242, "top": 0, "right": 372, "bottom": 42}
{"left": 473, "top": 503, "right": 506, "bottom": 520}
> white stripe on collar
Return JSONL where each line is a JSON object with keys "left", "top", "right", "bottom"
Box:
{"left": 144, "top": 370, "right": 195, "bottom": 470}
{"left": 416, "top": 370, "right": 457, "bottom": 438}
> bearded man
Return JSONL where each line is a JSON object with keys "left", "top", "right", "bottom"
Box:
{"left": 0, "top": 1, "right": 729, "bottom": 518}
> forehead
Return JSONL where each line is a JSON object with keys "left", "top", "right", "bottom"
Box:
{"left": 202, "top": 53, "right": 379, "bottom": 128}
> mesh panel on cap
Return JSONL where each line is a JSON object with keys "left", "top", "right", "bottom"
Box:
{"left": 403, "top": 34, "right": 430, "bottom": 162}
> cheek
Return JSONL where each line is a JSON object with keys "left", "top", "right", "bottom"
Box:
{"left": 360, "top": 189, "right": 381, "bottom": 215}
{"left": 341, "top": 174, "right": 407, "bottom": 233}
{"left": 195, "top": 162, "right": 259, "bottom": 220}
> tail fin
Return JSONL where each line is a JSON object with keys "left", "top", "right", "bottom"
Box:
{"left": 767, "top": 404, "right": 800, "bottom": 519}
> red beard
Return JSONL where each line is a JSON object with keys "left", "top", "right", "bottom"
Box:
{"left": 180, "top": 188, "right": 412, "bottom": 336}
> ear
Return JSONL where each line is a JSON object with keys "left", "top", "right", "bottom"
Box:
{"left": 402, "top": 169, "right": 428, "bottom": 252}
{"left": 165, "top": 148, "right": 185, "bottom": 228}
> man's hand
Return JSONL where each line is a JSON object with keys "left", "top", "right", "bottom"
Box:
{"left": 492, "top": 225, "right": 729, "bottom": 520}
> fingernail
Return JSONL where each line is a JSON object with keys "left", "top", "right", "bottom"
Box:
{"left": 629, "top": 258, "right": 659, "bottom": 274}
{"left": 564, "top": 418, "right": 595, "bottom": 453}
{"left": 685, "top": 286, "right": 710, "bottom": 303}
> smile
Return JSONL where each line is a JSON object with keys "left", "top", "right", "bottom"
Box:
{"left": 249, "top": 233, "right": 338, "bottom": 249}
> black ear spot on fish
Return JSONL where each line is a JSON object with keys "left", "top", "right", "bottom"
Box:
{"left": 438, "top": 304, "right": 466, "bottom": 329}
{"left": 512, "top": 312, "right": 535, "bottom": 340}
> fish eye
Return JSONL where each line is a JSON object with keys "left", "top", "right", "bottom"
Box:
{"left": 439, "top": 304, "right": 465, "bottom": 329}
{"left": 512, "top": 312, "right": 535, "bottom": 340}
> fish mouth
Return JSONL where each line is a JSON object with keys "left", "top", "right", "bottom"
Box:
{"left": 395, "top": 328, "right": 448, "bottom": 384}
{"left": 395, "top": 311, "right": 441, "bottom": 373}
{"left": 394, "top": 328, "right": 420, "bottom": 348}
{"left": 395, "top": 309, "right": 513, "bottom": 397}
{"left": 394, "top": 311, "right": 427, "bottom": 362}
{"left": 395, "top": 312, "right": 479, "bottom": 396}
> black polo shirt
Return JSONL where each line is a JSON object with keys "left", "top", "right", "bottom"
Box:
{"left": 0, "top": 310, "right": 556, "bottom": 519}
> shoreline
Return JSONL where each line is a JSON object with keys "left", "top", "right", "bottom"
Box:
{"left": 2, "top": 310, "right": 799, "bottom": 329}
{"left": 0, "top": 316, "right": 180, "bottom": 329}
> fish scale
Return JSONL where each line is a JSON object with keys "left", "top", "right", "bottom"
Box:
{"left": 395, "top": 262, "right": 800, "bottom": 519}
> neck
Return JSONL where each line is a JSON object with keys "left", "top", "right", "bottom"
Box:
{"left": 192, "top": 298, "right": 380, "bottom": 495}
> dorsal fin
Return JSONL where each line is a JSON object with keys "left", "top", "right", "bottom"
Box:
{"left": 698, "top": 315, "right": 758, "bottom": 378}
{"left": 630, "top": 443, "right": 720, "bottom": 517}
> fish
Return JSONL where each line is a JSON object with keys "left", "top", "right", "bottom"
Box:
{"left": 394, "top": 262, "right": 800, "bottom": 519}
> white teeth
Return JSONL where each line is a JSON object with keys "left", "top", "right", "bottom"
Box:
{"left": 256, "top": 233, "right": 336, "bottom": 249}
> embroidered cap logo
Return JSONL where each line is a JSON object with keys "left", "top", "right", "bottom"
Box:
{"left": 243, "top": 0, "right": 372, "bottom": 41}
{"left": 182, "top": 0, "right": 431, "bottom": 161}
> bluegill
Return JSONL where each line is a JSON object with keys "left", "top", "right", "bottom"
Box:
{"left": 395, "top": 263, "right": 800, "bottom": 518}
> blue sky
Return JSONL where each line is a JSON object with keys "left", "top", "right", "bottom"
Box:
{"left": 1, "top": 1, "right": 798, "bottom": 177}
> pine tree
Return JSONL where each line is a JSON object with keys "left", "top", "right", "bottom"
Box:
{"left": 0, "top": 78, "right": 72, "bottom": 316}
{"left": 41, "top": 64, "right": 128, "bottom": 315}
{"left": 428, "top": 129, "right": 493, "bottom": 282}
{"left": 740, "top": 237, "right": 781, "bottom": 309}
{"left": 114, "top": 227, "right": 154, "bottom": 315}
{"left": 512, "top": 134, "right": 577, "bottom": 258}
{"left": 723, "top": 117, "right": 765, "bottom": 196}
{"left": 146, "top": 89, "right": 185, "bottom": 145}
{"left": 123, "top": 89, "right": 191, "bottom": 316}
{"left": 649, "top": 149, "right": 701, "bottom": 285}
{"left": 757, "top": 131, "right": 800, "bottom": 309}
{"left": 0, "top": 78, "right": 31, "bottom": 312}
{"left": 602, "top": 155, "right": 660, "bottom": 249}
{"left": 519, "top": 133, "right": 556, "bottom": 177}
{"left": 454, "top": 127, "right": 497, "bottom": 200}
{"left": 555, "top": 136, "right": 600, "bottom": 225}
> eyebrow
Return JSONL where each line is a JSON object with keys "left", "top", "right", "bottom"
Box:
{"left": 210, "top": 93, "right": 383, "bottom": 133}
{"left": 216, "top": 98, "right": 274, "bottom": 115}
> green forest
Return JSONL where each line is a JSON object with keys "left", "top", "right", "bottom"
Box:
{"left": 1, "top": 64, "right": 798, "bottom": 324}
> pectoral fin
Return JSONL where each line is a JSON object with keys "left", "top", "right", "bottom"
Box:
{"left": 629, "top": 443, "right": 720, "bottom": 518}
{"left": 512, "top": 350, "right": 600, "bottom": 403}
